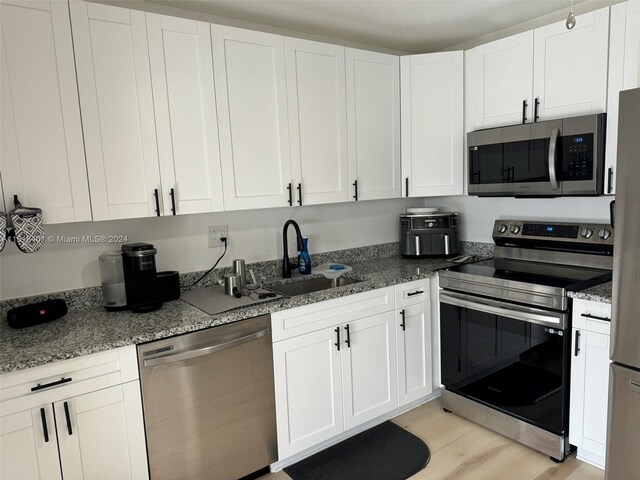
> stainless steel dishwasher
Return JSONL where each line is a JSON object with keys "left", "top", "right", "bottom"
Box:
{"left": 137, "top": 315, "right": 277, "bottom": 480}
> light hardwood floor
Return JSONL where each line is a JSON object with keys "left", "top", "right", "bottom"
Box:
{"left": 262, "top": 398, "right": 604, "bottom": 480}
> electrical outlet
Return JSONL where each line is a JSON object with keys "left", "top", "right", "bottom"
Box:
{"left": 207, "top": 225, "right": 229, "bottom": 248}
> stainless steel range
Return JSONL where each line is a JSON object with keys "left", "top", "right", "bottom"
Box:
{"left": 438, "top": 219, "right": 614, "bottom": 461}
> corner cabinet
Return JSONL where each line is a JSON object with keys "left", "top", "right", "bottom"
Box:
{"left": 0, "top": 346, "right": 148, "bottom": 480}
{"left": 212, "top": 25, "right": 293, "bottom": 211}
{"left": 272, "top": 281, "right": 434, "bottom": 464}
{"left": 0, "top": 0, "right": 91, "bottom": 224}
{"left": 605, "top": 0, "right": 640, "bottom": 195}
{"left": 401, "top": 52, "right": 464, "bottom": 198}
{"left": 569, "top": 299, "right": 612, "bottom": 470}
{"left": 346, "top": 48, "right": 401, "bottom": 201}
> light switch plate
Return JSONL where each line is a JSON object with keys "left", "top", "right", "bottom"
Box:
{"left": 208, "top": 225, "right": 229, "bottom": 248}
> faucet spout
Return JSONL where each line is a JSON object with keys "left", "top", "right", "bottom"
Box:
{"left": 282, "top": 219, "right": 305, "bottom": 278}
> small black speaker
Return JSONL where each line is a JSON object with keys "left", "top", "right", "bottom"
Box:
{"left": 7, "top": 299, "right": 68, "bottom": 329}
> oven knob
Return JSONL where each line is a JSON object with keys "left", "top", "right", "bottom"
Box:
{"left": 510, "top": 225, "right": 521, "bottom": 234}
{"left": 498, "top": 224, "right": 508, "bottom": 233}
{"left": 598, "top": 228, "right": 611, "bottom": 240}
{"left": 581, "top": 228, "right": 593, "bottom": 239}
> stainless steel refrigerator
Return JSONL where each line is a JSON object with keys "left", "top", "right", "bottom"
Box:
{"left": 605, "top": 87, "right": 640, "bottom": 480}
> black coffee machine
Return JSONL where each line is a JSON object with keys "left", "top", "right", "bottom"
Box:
{"left": 121, "top": 243, "right": 163, "bottom": 312}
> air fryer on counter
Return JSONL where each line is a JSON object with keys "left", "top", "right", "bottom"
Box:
{"left": 400, "top": 212, "right": 460, "bottom": 258}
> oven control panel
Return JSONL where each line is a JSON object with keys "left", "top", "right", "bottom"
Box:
{"left": 493, "top": 220, "right": 614, "bottom": 245}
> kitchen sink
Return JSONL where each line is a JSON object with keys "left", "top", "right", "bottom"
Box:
{"left": 266, "top": 276, "right": 362, "bottom": 297}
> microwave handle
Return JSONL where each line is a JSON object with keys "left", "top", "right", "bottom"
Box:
{"left": 548, "top": 128, "right": 560, "bottom": 190}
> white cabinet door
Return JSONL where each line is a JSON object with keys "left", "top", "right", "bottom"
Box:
{"left": 0, "top": 406, "right": 61, "bottom": 480}
{"left": 286, "top": 38, "right": 349, "bottom": 205}
{"left": 401, "top": 52, "right": 464, "bottom": 197}
{"left": 397, "top": 303, "right": 433, "bottom": 406}
{"left": 55, "top": 382, "right": 148, "bottom": 480}
{"left": 212, "top": 26, "right": 292, "bottom": 210}
{"left": 473, "top": 31, "right": 534, "bottom": 128}
{"left": 346, "top": 48, "right": 400, "bottom": 201}
{"left": 342, "top": 312, "right": 398, "bottom": 430}
{"left": 273, "top": 327, "right": 344, "bottom": 458}
{"left": 70, "top": 1, "right": 161, "bottom": 221}
{"left": 533, "top": 7, "right": 609, "bottom": 120}
{"left": 606, "top": 1, "right": 640, "bottom": 195}
{"left": 147, "top": 14, "right": 224, "bottom": 215}
{"left": 0, "top": 0, "right": 90, "bottom": 224}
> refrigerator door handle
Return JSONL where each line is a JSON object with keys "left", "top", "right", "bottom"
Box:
{"left": 630, "top": 380, "right": 640, "bottom": 395}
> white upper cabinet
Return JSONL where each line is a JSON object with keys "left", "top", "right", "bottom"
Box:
{"left": 346, "top": 48, "right": 401, "bottom": 201}
{"left": 473, "top": 31, "right": 534, "bottom": 128}
{"left": 533, "top": 7, "right": 610, "bottom": 121}
{"left": 401, "top": 51, "right": 464, "bottom": 197}
{"left": 0, "top": 0, "right": 91, "bottom": 224}
{"left": 212, "top": 26, "right": 293, "bottom": 210}
{"left": 146, "top": 14, "right": 224, "bottom": 215}
{"left": 285, "top": 38, "right": 349, "bottom": 206}
{"left": 606, "top": 1, "right": 640, "bottom": 196}
{"left": 70, "top": 1, "right": 162, "bottom": 221}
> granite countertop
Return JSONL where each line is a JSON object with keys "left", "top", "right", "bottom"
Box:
{"left": 568, "top": 281, "right": 612, "bottom": 304}
{"left": 0, "top": 255, "right": 462, "bottom": 374}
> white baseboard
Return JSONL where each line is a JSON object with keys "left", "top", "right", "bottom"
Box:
{"left": 270, "top": 388, "right": 441, "bottom": 472}
{"left": 576, "top": 449, "right": 605, "bottom": 471}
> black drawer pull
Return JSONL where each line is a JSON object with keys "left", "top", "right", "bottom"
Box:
{"left": 353, "top": 180, "right": 358, "bottom": 201}
{"left": 40, "top": 408, "right": 49, "bottom": 443}
{"left": 297, "top": 183, "right": 303, "bottom": 206}
{"left": 405, "top": 178, "right": 409, "bottom": 198}
{"left": 574, "top": 330, "right": 581, "bottom": 357}
{"left": 344, "top": 324, "right": 351, "bottom": 348}
{"left": 334, "top": 327, "right": 340, "bottom": 351}
{"left": 400, "top": 309, "right": 406, "bottom": 331}
{"left": 153, "top": 189, "right": 160, "bottom": 216}
{"left": 64, "top": 401, "right": 73, "bottom": 435}
{"left": 522, "top": 99, "right": 528, "bottom": 124}
{"left": 31, "top": 377, "right": 72, "bottom": 392}
{"left": 169, "top": 188, "right": 176, "bottom": 215}
{"left": 581, "top": 313, "right": 611, "bottom": 322}
{"left": 534, "top": 97, "right": 540, "bottom": 122}
{"left": 287, "top": 183, "right": 293, "bottom": 206}
{"left": 407, "top": 290, "right": 424, "bottom": 297}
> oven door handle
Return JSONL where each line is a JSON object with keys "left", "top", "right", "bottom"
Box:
{"left": 440, "top": 292, "right": 566, "bottom": 329}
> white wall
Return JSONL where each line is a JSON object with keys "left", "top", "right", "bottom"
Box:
{"left": 0, "top": 198, "right": 419, "bottom": 300}
{"left": 436, "top": 195, "right": 614, "bottom": 243}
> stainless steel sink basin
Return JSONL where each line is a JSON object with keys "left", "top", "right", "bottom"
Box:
{"left": 266, "top": 276, "right": 362, "bottom": 297}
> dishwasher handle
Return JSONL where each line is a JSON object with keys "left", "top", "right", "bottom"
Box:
{"left": 143, "top": 328, "right": 270, "bottom": 367}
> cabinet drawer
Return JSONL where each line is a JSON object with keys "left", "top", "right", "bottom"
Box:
{"left": 573, "top": 299, "right": 612, "bottom": 333}
{"left": 0, "top": 346, "right": 138, "bottom": 415}
{"left": 271, "top": 287, "right": 394, "bottom": 342}
{"left": 395, "top": 279, "right": 430, "bottom": 308}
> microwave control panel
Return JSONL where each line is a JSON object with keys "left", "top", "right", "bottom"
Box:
{"left": 562, "top": 133, "right": 594, "bottom": 181}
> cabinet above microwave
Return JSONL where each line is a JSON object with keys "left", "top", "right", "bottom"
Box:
{"left": 467, "top": 113, "right": 606, "bottom": 197}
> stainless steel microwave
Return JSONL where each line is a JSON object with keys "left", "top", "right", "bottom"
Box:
{"left": 467, "top": 113, "right": 606, "bottom": 197}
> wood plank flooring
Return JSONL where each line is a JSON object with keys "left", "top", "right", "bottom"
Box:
{"left": 261, "top": 398, "right": 604, "bottom": 480}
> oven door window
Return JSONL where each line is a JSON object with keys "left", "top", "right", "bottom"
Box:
{"left": 440, "top": 303, "right": 569, "bottom": 435}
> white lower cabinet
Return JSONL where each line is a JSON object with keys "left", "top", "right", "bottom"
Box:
{"left": 273, "top": 282, "right": 433, "bottom": 462}
{"left": 0, "top": 347, "right": 148, "bottom": 480}
{"left": 569, "top": 299, "right": 612, "bottom": 470}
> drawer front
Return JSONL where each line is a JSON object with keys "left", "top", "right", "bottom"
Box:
{"left": 395, "top": 279, "right": 430, "bottom": 308}
{"left": 572, "top": 299, "right": 612, "bottom": 334}
{"left": 271, "top": 287, "right": 394, "bottom": 342}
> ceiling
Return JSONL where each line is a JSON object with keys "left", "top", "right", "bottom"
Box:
{"left": 145, "top": 0, "right": 606, "bottom": 53}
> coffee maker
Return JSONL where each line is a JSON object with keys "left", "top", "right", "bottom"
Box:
{"left": 120, "top": 243, "right": 163, "bottom": 312}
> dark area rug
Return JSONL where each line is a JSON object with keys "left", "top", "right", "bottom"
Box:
{"left": 284, "top": 421, "right": 431, "bottom": 480}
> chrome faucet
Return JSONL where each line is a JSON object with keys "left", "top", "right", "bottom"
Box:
{"left": 282, "top": 219, "right": 305, "bottom": 278}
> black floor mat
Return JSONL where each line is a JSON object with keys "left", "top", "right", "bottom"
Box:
{"left": 284, "top": 421, "right": 431, "bottom": 480}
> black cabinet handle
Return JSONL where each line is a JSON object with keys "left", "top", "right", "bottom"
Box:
{"left": 400, "top": 309, "right": 406, "bottom": 331}
{"left": 169, "top": 188, "right": 176, "bottom": 215}
{"left": 297, "top": 183, "right": 302, "bottom": 206}
{"left": 581, "top": 313, "right": 611, "bottom": 322}
{"left": 334, "top": 327, "right": 340, "bottom": 351}
{"left": 607, "top": 167, "right": 614, "bottom": 194}
{"left": 64, "top": 401, "right": 73, "bottom": 435}
{"left": 31, "top": 377, "right": 72, "bottom": 392}
{"left": 344, "top": 324, "right": 351, "bottom": 348}
{"left": 405, "top": 178, "right": 409, "bottom": 198}
{"left": 574, "top": 330, "right": 581, "bottom": 356}
{"left": 353, "top": 180, "right": 358, "bottom": 201}
{"left": 522, "top": 99, "right": 528, "bottom": 124}
{"left": 610, "top": 200, "right": 615, "bottom": 229}
{"left": 534, "top": 97, "right": 540, "bottom": 122}
{"left": 153, "top": 189, "right": 160, "bottom": 217}
{"left": 287, "top": 183, "right": 293, "bottom": 206}
{"left": 407, "top": 290, "right": 424, "bottom": 297}
{"left": 40, "top": 408, "right": 49, "bottom": 443}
